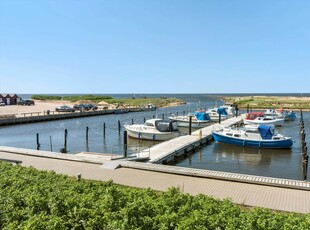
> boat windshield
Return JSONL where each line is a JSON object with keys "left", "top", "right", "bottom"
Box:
{"left": 155, "top": 120, "right": 179, "bottom": 132}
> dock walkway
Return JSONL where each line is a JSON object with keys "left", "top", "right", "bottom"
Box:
{"left": 1, "top": 146, "right": 310, "bottom": 214}
{"left": 140, "top": 116, "right": 243, "bottom": 163}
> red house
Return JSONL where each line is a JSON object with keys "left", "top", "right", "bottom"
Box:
{"left": 0, "top": 94, "right": 20, "bottom": 105}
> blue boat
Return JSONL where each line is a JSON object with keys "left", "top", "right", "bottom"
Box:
{"left": 283, "top": 111, "right": 297, "bottom": 121}
{"left": 114, "top": 109, "right": 129, "bottom": 114}
{"left": 212, "top": 125, "right": 293, "bottom": 149}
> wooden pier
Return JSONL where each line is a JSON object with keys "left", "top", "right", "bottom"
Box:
{"left": 138, "top": 116, "right": 243, "bottom": 163}
{"left": 0, "top": 107, "right": 142, "bottom": 126}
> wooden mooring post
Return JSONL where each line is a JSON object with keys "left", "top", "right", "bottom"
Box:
{"left": 36, "top": 133, "right": 40, "bottom": 150}
{"left": 189, "top": 116, "right": 192, "bottom": 135}
{"left": 60, "top": 129, "right": 68, "bottom": 153}
{"left": 86, "top": 126, "right": 89, "bottom": 143}
{"left": 299, "top": 110, "right": 308, "bottom": 181}
{"left": 124, "top": 130, "right": 128, "bottom": 157}
{"left": 118, "top": 120, "right": 121, "bottom": 134}
{"left": 103, "top": 123, "right": 106, "bottom": 139}
{"left": 50, "top": 136, "right": 52, "bottom": 152}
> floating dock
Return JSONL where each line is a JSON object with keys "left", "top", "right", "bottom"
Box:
{"left": 137, "top": 116, "right": 243, "bottom": 164}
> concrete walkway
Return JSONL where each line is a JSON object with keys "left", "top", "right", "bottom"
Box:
{"left": 1, "top": 148, "right": 310, "bottom": 214}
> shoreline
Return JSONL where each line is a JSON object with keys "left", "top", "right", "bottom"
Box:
{"left": 0, "top": 100, "right": 185, "bottom": 118}
{"left": 223, "top": 96, "right": 310, "bottom": 111}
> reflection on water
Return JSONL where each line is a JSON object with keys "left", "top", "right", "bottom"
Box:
{"left": 212, "top": 142, "right": 292, "bottom": 166}
{"left": 175, "top": 110, "right": 309, "bottom": 180}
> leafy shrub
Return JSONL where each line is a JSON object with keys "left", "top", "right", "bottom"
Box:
{"left": 0, "top": 161, "right": 309, "bottom": 229}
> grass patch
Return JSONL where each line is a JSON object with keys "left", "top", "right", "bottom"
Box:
{"left": 224, "top": 96, "right": 310, "bottom": 109}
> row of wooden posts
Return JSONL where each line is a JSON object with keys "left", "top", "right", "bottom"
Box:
{"left": 34, "top": 107, "right": 241, "bottom": 154}
{"left": 300, "top": 110, "right": 308, "bottom": 181}
{"left": 35, "top": 113, "right": 198, "bottom": 154}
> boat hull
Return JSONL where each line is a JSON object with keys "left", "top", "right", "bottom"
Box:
{"left": 169, "top": 117, "right": 210, "bottom": 128}
{"left": 284, "top": 114, "right": 297, "bottom": 121}
{"left": 176, "top": 121, "right": 210, "bottom": 128}
{"left": 212, "top": 132, "right": 293, "bottom": 149}
{"left": 243, "top": 119, "right": 284, "bottom": 126}
{"left": 125, "top": 127, "right": 179, "bottom": 141}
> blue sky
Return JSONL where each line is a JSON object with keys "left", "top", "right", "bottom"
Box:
{"left": 0, "top": 0, "right": 309, "bottom": 94}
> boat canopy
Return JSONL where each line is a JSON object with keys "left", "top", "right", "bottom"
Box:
{"left": 258, "top": 125, "right": 273, "bottom": 140}
{"left": 194, "top": 112, "right": 210, "bottom": 121}
{"left": 217, "top": 108, "right": 228, "bottom": 115}
{"left": 245, "top": 112, "right": 264, "bottom": 120}
{"left": 155, "top": 120, "right": 179, "bottom": 132}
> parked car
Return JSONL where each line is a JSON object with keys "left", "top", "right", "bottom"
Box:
{"left": 73, "top": 103, "right": 98, "bottom": 111}
{"left": 55, "top": 105, "right": 75, "bottom": 112}
{"left": 18, "top": 99, "right": 35, "bottom": 106}
{"left": 84, "top": 103, "right": 98, "bottom": 111}
{"left": 0, "top": 101, "right": 5, "bottom": 106}
{"left": 73, "top": 104, "right": 84, "bottom": 111}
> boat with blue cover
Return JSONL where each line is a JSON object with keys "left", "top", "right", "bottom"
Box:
{"left": 206, "top": 107, "right": 228, "bottom": 122}
{"left": 168, "top": 111, "right": 211, "bottom": 128}
{"left": 212, "top": 125, "right": 293, "bottom": 148}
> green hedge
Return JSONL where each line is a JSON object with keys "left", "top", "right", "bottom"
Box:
{"left": 0, "top": 161, "right": 309, "bottom": 229}
{"left": 31, "top": 95, "right": 62, "bottom": 101}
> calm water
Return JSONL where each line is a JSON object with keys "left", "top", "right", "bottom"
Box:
{"left": 1, "top": 94, "right": 309, "bottom": 180}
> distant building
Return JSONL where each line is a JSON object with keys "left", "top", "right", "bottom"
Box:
{"left": 0, "top": 94, "right": 20, "bottom": 105}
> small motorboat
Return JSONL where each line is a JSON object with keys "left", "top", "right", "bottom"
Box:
{"left": 243, "top": 112, "right": 284, "bottom": 126}
{"left": 124, "top": 119, "right": 180, "bottom": 141}
{"left": 264, "top": 108, "right": 296, "bottom": 121}
{"left": 206, "top": 108, "right": 228, "bottom": 122}
{"left": 275, "top": 109, "right": 297, "bottom": 121}
{"left": 212, "top": 125, "right": 293, "bottom": 148}
{"left": 282, "top": 111, "right": 297, "bottom": 121}
{"left": 140, "top": 104, "right": 157, "bottom": 111}
{"left": 220, "top": 103, "right": 236, "bottom": 116}
{"left": 114, "top": 109, "right": 129, "bottom": 114}
{"left": 168, "top": 111, "right": 211, "bottom": 128}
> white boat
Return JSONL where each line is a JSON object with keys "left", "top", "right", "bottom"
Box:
{"left": 141, "top": 104, "right": 157, "bottom": 111}
{"left": 206, "top": 108, "right": 228, "bottom": 122}
{"left": 220, "top": 104, "right": 236, "bottom": 116}
{"left": 243, "top": 112, "right": 284, "bottom": 126}
{"left": 264, "top": 109, "right": 276, "bottom": 116}
{"left": 168, "top": 111, "right": 211, "bottom": 128}
{"left": 212, "top": 125, "right": 293, "bottom": 148}
{"left": 124, "top": 119, "right": 180, "bottom": 141}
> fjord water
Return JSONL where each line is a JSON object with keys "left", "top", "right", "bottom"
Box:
{"left": 1, "top": 94, "right": 309, "bottom": 180}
